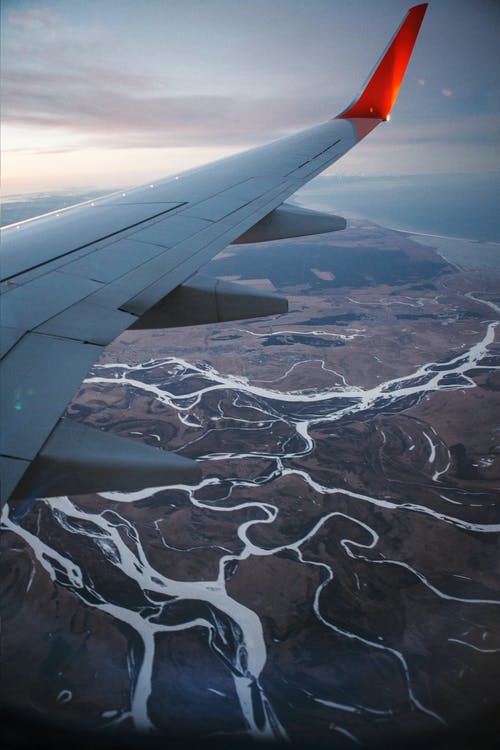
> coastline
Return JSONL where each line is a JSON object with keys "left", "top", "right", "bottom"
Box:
{"left": 405, "top": 230, "right": 500, "bottom": 271}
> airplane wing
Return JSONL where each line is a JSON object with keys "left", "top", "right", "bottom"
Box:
{"left": 0, "top": 4, "right": 428, "bottom": 505}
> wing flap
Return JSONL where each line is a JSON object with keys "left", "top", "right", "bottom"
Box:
{"left": 36, "top": 301, "right": 137, "bottom": 346}
{"left": 2, "top": 272, "right": 102, "bottom": 332}
{"left": 57, "top": 236, "right": 172, "bottom": 283}
{"left": 1, "top": 334, "right": 101, "bottom": 461}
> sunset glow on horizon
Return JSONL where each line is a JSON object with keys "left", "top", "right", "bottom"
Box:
{"left": 1, "top": 0, "right": 499, "bottom": 196}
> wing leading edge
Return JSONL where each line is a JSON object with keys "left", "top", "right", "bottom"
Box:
{"left": 0, "top": 4, "right": 428, "bottom": 505}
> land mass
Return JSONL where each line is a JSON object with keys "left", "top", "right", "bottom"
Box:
{"left": 1, "top": 220, "right": 499, "bottom": 748}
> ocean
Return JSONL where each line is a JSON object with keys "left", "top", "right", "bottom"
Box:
{"left": 295, "top": 173, "right": 500, "bottom": 244}
{"left": 295, "top": 172, "right": 500, "bottom": 270}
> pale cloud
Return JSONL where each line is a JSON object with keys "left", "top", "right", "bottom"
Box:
{"left": 7, "top": 8, "right": 59, "bottom": 27}
{"left": 1, "top": 0, "right": 498, "bottom": 193}
{"left": 2, "top": 85, "right": 324, "bottom": 151}
{"left": 1, "top": 8, "right": 330, "bottom": 152}
{"left": 374, "top": 114, "right": 500, "bottom": 147}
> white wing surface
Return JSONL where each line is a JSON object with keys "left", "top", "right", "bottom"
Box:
{"left": 0, "top": 4, "right": 428, "bottom": 504}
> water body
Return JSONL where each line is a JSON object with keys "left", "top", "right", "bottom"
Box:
{"left": 295, "top": 173, "right": 500, "bottom": 272}
{"left": 295, "top": 173, "right": 500, "bottom": 245}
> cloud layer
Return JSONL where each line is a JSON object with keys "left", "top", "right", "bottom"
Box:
{"left": 2, "top": 0, "right": 499, "bottom": 190}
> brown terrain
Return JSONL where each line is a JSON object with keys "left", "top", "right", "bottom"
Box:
{"left": 1, "top": 220, "right": 499, "bottom": 747}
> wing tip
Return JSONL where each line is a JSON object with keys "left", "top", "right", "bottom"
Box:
{"left": 338, "top": 3, "right": 428, "bottom": 122}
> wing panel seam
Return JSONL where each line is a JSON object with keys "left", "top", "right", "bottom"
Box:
{"left": 2, "top": 203, "right": 188, "bottom": 283}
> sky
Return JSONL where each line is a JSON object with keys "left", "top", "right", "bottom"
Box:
{"left": 1, "top": 0, "right": 499, "bottom": 195}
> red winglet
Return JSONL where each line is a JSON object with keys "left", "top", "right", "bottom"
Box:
{"left": 338, "top": 4, "right": 428, "bottom": 121}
